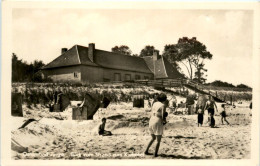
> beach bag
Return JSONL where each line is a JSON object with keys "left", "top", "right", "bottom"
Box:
{"left": 163, "top": 112, "right": 168, "bottom": 125}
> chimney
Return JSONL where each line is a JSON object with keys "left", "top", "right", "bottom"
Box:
{"left": 88, "top": 43, "right": 95, "bottom": 62}
{"left": 61, "top": 48, "right": 68, "bottom": 54}
{"left": 153, "top": 50, "right": 159, "bottom": 61}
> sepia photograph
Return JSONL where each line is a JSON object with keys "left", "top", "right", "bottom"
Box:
{"left": 1, "top": 1, "right": 260, "bottom": 166}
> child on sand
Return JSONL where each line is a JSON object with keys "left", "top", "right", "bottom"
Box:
{"left": 197, "top": 106, "right": 203, "bottom": 127}
{"left": 98, "top": 118, "right": 112, "bottom": 136}
{"left": 220, "top": 104, "right": 230, "bottom": 125}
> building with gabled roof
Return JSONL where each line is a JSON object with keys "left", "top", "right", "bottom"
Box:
{"left": 41, "top": 43, "right": 183, "bottom": 83}
{"left": 143, "top": 55, "right": 183, "bottom": 79}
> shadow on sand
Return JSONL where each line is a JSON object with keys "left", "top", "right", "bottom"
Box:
{"left": 159, "top": 154, "right": 211, "bottom": 159}
{"left": 166, "top": 135, "right": 196, "bottom": 139}
{"left": 107, "top": 114, "right": 125, "bottom": 120}
{"left": 211, "top": 126, "right": 220, "bottom": 128}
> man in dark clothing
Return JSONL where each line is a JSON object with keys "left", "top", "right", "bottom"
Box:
{"left": 204, "top": 95, "right": 218, "bottom": 128}
{"left": 186, "top": 94, "right": 195, "bottom": 115}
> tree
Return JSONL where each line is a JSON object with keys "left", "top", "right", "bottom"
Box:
{"left": 193, "top": 63, "right": 207, "bottom": 84}
{"left": 111, "top": 45, "right": 132, "bottom": 56}
{"left": 139, "top": 45, "right": 159, "bottom": 57}
{"left": 206, "top": 80, "right": 235, "bottom": 87}
{"left": 236, "top": 84, "right": 251, "bottom": 89}
{"left": 163, "top": 37, "right": 213, "bottom": 83}
{"left": 162, "top": 44, "right": 181, "bottom": 72}
{"left": 12, "top": 53, "right": 19, "bottom": 82}
{"left": 12, "top": 53, "right": 29, "bottom": 82}
{"left": 31, "top": 60, "right": 45, "bottom": 81}
{"left": 12, "top": 53, "right": 46, "bottom": 82}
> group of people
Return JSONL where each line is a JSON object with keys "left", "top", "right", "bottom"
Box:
{"left": 145, "top": 94, "right": 231, "bottom": 157}
{"left": 98, "top": 93, "right": 231, "bottom": 158}
{"left": 197, "top": 95, "right": 230, "bottom": 128}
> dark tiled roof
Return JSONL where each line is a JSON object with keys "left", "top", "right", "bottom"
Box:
{"left": 94, "top": 49, "right": 152, "bottom": 73}
{"left": 42, "top": 46, "right": 81, "bottom": 69}
{"left": 76, "top": 46, "right": 99, "bottom": 66}
{"left": 42, "top": 45, "right": 152, "bottom": 73}
{"left": 154, "top": 57, "right": 168, "bottom": 79}
{"left": 143, "top": 56, "right": 154, "bottom": 72}
{"left": 162, "top": 57, "right": 184, "bottom": 79}
{"left": 143, "top": 56, "right": 183, "bottom": 79}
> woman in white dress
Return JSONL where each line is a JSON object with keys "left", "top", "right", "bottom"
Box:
{"left": 144, "top": 93, "right": 167, "bottom": 157}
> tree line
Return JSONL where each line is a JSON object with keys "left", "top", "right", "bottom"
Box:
{"left": 112, "top": 37, "right": 212, "bottom": 84}
{"left": 205, "top": 80, "right": 251, "bottom": 89}
{"left": 12, "top": 53, "right": 47, "bottom": 82}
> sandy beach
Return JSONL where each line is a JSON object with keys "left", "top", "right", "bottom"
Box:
{"left": 11, "top": 101, "right": 251, "bottom": 160}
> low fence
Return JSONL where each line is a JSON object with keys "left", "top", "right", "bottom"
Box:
{"left": 135, "top": 79, "right": 183, "bottom": 87}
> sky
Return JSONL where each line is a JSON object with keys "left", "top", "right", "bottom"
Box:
{"left": 12, "top": 9, "right": 253, "bottom": 86}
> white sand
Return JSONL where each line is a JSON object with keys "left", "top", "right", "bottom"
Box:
{"left": 11, "top": 100, "right": 251, "bottom": 159}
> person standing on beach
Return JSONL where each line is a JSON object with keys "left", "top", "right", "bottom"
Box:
{"left": 204, "top": 95, "right": 218, "bottom": 128}
{"left": 144, "top": 93, "right": 167, "bottom": 157}
{"left": 197, "top": 105, "right": 204, "bottom": 127}
{"left": 220, "top": 104, "right": 230, "bottom": 125}
{"left": 186, "top": 94, "right": 195, "bottom": 115}
{"left": 151, "top": 93, "right": 159, "bottom": 106}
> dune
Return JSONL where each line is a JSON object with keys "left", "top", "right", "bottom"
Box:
{"left": 11, "top": 100, "right": 251, "bottom": 160}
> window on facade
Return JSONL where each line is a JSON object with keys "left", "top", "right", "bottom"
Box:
{"left": 135, "top": 75, "right": 141, "bottom": 80}
{"left": 125, "top": 74, "right": 131, "bottom": 81}
{"left": 103, "top": 78, "right": 110, "bottom": 82}
{"left": 114, "top": 73, "right": 121, "bottom": 81}
{"left": 74, "top": 72, "right": 78, "bottom": 78}
{"left": 144, "top": 76, "right": 149, "bottom": 80}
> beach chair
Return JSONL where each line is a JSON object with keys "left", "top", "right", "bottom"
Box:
{"left": 72, "top": 93, "right": 101, "bottom": 120}
{"left": 11, "top": 93, "right": 23, "bottom": 117}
